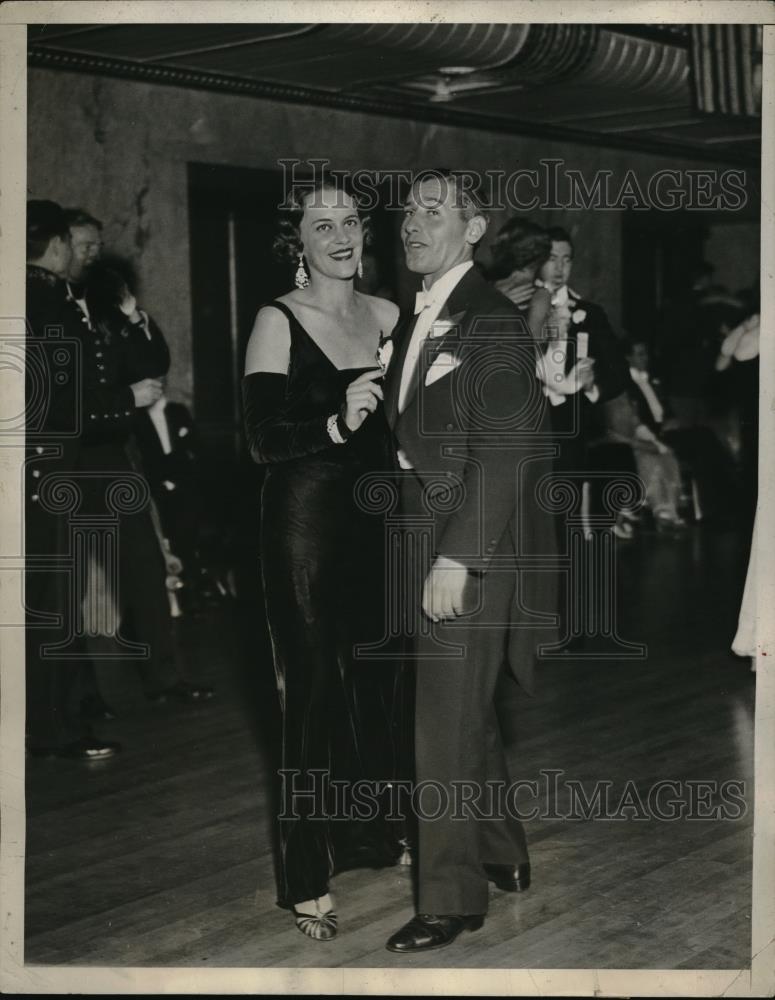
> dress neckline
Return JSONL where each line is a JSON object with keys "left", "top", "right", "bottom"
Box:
{"left": 270, "top": 300, "right": 379, "bottom": 374}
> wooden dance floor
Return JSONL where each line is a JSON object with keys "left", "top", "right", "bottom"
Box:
{"left": 24, "top": 524, "right": 755, "bottom": 969}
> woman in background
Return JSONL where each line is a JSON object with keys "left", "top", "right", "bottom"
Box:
{"left": 242, "top": 177, "right": 401, "bottom": 940}
{"left": 487, "top": 217, "right": 552, "bottom": 335}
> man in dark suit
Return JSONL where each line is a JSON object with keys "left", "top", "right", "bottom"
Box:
{"left": 62, "top": 210, "right": 213, "bottom": 706}
{"left": 382, "top": 171, "right": 558, "bottom": 953}
{"left": 132, "top": 390, "right": 204, "bottom": 597}
{"left": 535, "top": 227, "right": 630, "bottom": 473}
{"left": 25, "top": 201, "right": 159, "bottom": 757}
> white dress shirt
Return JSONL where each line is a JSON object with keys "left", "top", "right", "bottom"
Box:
{"left": 630, "top": 367, "right": 664, "bottom": 425}
{"left": 397, "top": 260, "right": 473, "bottom": 414}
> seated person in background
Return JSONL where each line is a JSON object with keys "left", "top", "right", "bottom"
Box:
{"left": 626, "top": 338, "right": 738, "bottom": 524}
{"left": 603, "top": 382, "right": 687, "bottom": 535}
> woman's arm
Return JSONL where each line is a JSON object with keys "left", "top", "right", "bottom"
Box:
{"left": 526, "top": 286, "right": 552, "bottom": 342}
{"left": 242, "top": 306, "right": 382, "bottom": 464}
{"left": 243, "top": 305, "right": 334, "bottom": 464}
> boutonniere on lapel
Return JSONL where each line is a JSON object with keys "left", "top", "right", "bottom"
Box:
{"left": 571, "top": 307, "right": 587, "bottom": 325}
{"left": 375, "top": 330, "right": 394, "bottom": 375}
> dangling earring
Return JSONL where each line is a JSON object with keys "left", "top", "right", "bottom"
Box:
{"left": 295, "top": 251, "right": 309, "bottom": 290}
{"left": 357, "top": 259, "right": 363, "bottom": 279}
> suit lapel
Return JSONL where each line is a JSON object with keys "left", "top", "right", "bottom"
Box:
{"left": 384, "top": 308, "right": 417, "bottom": 428}
{"left": 387, "top": 267, "right": 485, "bottom": 427}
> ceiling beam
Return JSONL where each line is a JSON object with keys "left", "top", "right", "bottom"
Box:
{"left": 27, "top": 45, "right": 760, "bottom": 167}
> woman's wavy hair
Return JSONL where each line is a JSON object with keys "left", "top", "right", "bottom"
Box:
{"left": 488, "top": 218, "right": 551, "bottom": 281}
{"left": 273, "top": 175, "right": 373, "bottom": 264}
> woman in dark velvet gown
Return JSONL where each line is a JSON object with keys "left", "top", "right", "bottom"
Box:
{"left": 242, "top": 179, "right": 401, "bottom": 941}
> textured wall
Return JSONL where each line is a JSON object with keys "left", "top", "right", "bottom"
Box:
{"left": 27, "top": 67, "right": 759, "bottom": 407}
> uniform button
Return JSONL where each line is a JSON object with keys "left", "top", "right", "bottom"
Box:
{"left": 103, "top": 413, "right": 109, "bottom": 418}
{"left": 125, "top": 410, "right": 131, "bottom": 416}
{"left": 31, "top": 494, "right": 39, "bottom": 502}
{"left": 81, "top": 317, "right": 88, "bottom": 324}
{"left": 99, "top": 378, "right": 106, "bottom": 384}
{"left": 35, "top": 446, "right": 44, "bottom": 455}
{"left": 95, "top": 352, "right": 103, "bottom": 358}
{"left": 445, "top": 423, "right": 455, "bottom": 431}
{"left": 90, "top": 414, "right": 97, "bottom": 420}
{"left": 113, "top": 412, "right": 120, "bottom": 418}
{"left": 97, "top": 364, "right": 105, "bottom": 371}
{"left": 31, "top": 469, "right": 40, "bottom": 478}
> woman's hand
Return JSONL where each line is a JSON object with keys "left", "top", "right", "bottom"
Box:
{"left": 342, "top": 368, "right": 384, "bottom": 432}
{"left": 547, "top": 302, "right": 571, "bottom": 339}
{"left": 495, "top": 276, "right": 535, "bottom": 307}
{"left": 119, "top": 291, "right": 143, "bottom": 324}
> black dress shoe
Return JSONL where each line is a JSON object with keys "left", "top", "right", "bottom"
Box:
{"left": 483, "top": 861, "right": 531, "bottom": 893}
{"left": 385, "top": 913, "right": 485, "bottom": 953}
{"left": 29, "top": 737, "right": 122, "bottom": 760}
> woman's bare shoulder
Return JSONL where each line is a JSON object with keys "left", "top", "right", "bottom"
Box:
{"left": 245, "top": 303, "right": 291, "bottom": 375}
{"left": 361, "top": 292, "right": 400, "bottom": 329}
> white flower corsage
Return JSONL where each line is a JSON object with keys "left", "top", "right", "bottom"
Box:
{"left": 571, "top": 308, "right": 587, "bottom": 324}
{"left": 375, "top": 336, "right": 394, "bottom": 375}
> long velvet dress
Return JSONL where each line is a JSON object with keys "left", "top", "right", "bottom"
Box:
{"left": 242, "top": 301, "right": 401, "bottom": 908}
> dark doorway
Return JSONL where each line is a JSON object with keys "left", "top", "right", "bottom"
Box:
{"left": 621, "top": 210, "right": 708, "bottom": 347}
{"left": 188, "top": 163, "right": 291, "bottom": 455}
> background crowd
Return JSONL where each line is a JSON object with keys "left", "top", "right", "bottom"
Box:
{"left": 24, "top": 193, "right": 760, "bottom": 761}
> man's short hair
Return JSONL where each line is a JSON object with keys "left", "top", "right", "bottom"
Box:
{"left": 410, "top": 167, "right": 489, "bottom": 245}
{"left": 545, "top": 226, "right": 574, "bottom": 253}
{"left": 27, "top": 200, "right": 69, "bottom": 260}
{"left": 63, "top": 208, "right": 103, "bottom": 231}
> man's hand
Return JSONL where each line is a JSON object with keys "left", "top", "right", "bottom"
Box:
{"left": 165, "top": 552, "right": 183, "bottom": 576}
{"left": 575, "top": 357, "right": 596, "bottom": 391}
{"left": 422, "top": 555, "right": 469, "bottom": 622}
{"left": 130, "top": 378, "right": 163, "bottom": 408}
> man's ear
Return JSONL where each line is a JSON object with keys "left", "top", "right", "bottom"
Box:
{"left": 465, "top": 214, "right": 488, "bottom": 246}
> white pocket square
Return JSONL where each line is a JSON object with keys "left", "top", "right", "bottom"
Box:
{"left": 425, "top": 351, "right": 461, "bottom": 387}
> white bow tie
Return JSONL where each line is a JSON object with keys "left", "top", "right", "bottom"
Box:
{"left": 414, "top": 287, "right": 438, "bottom": 314}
